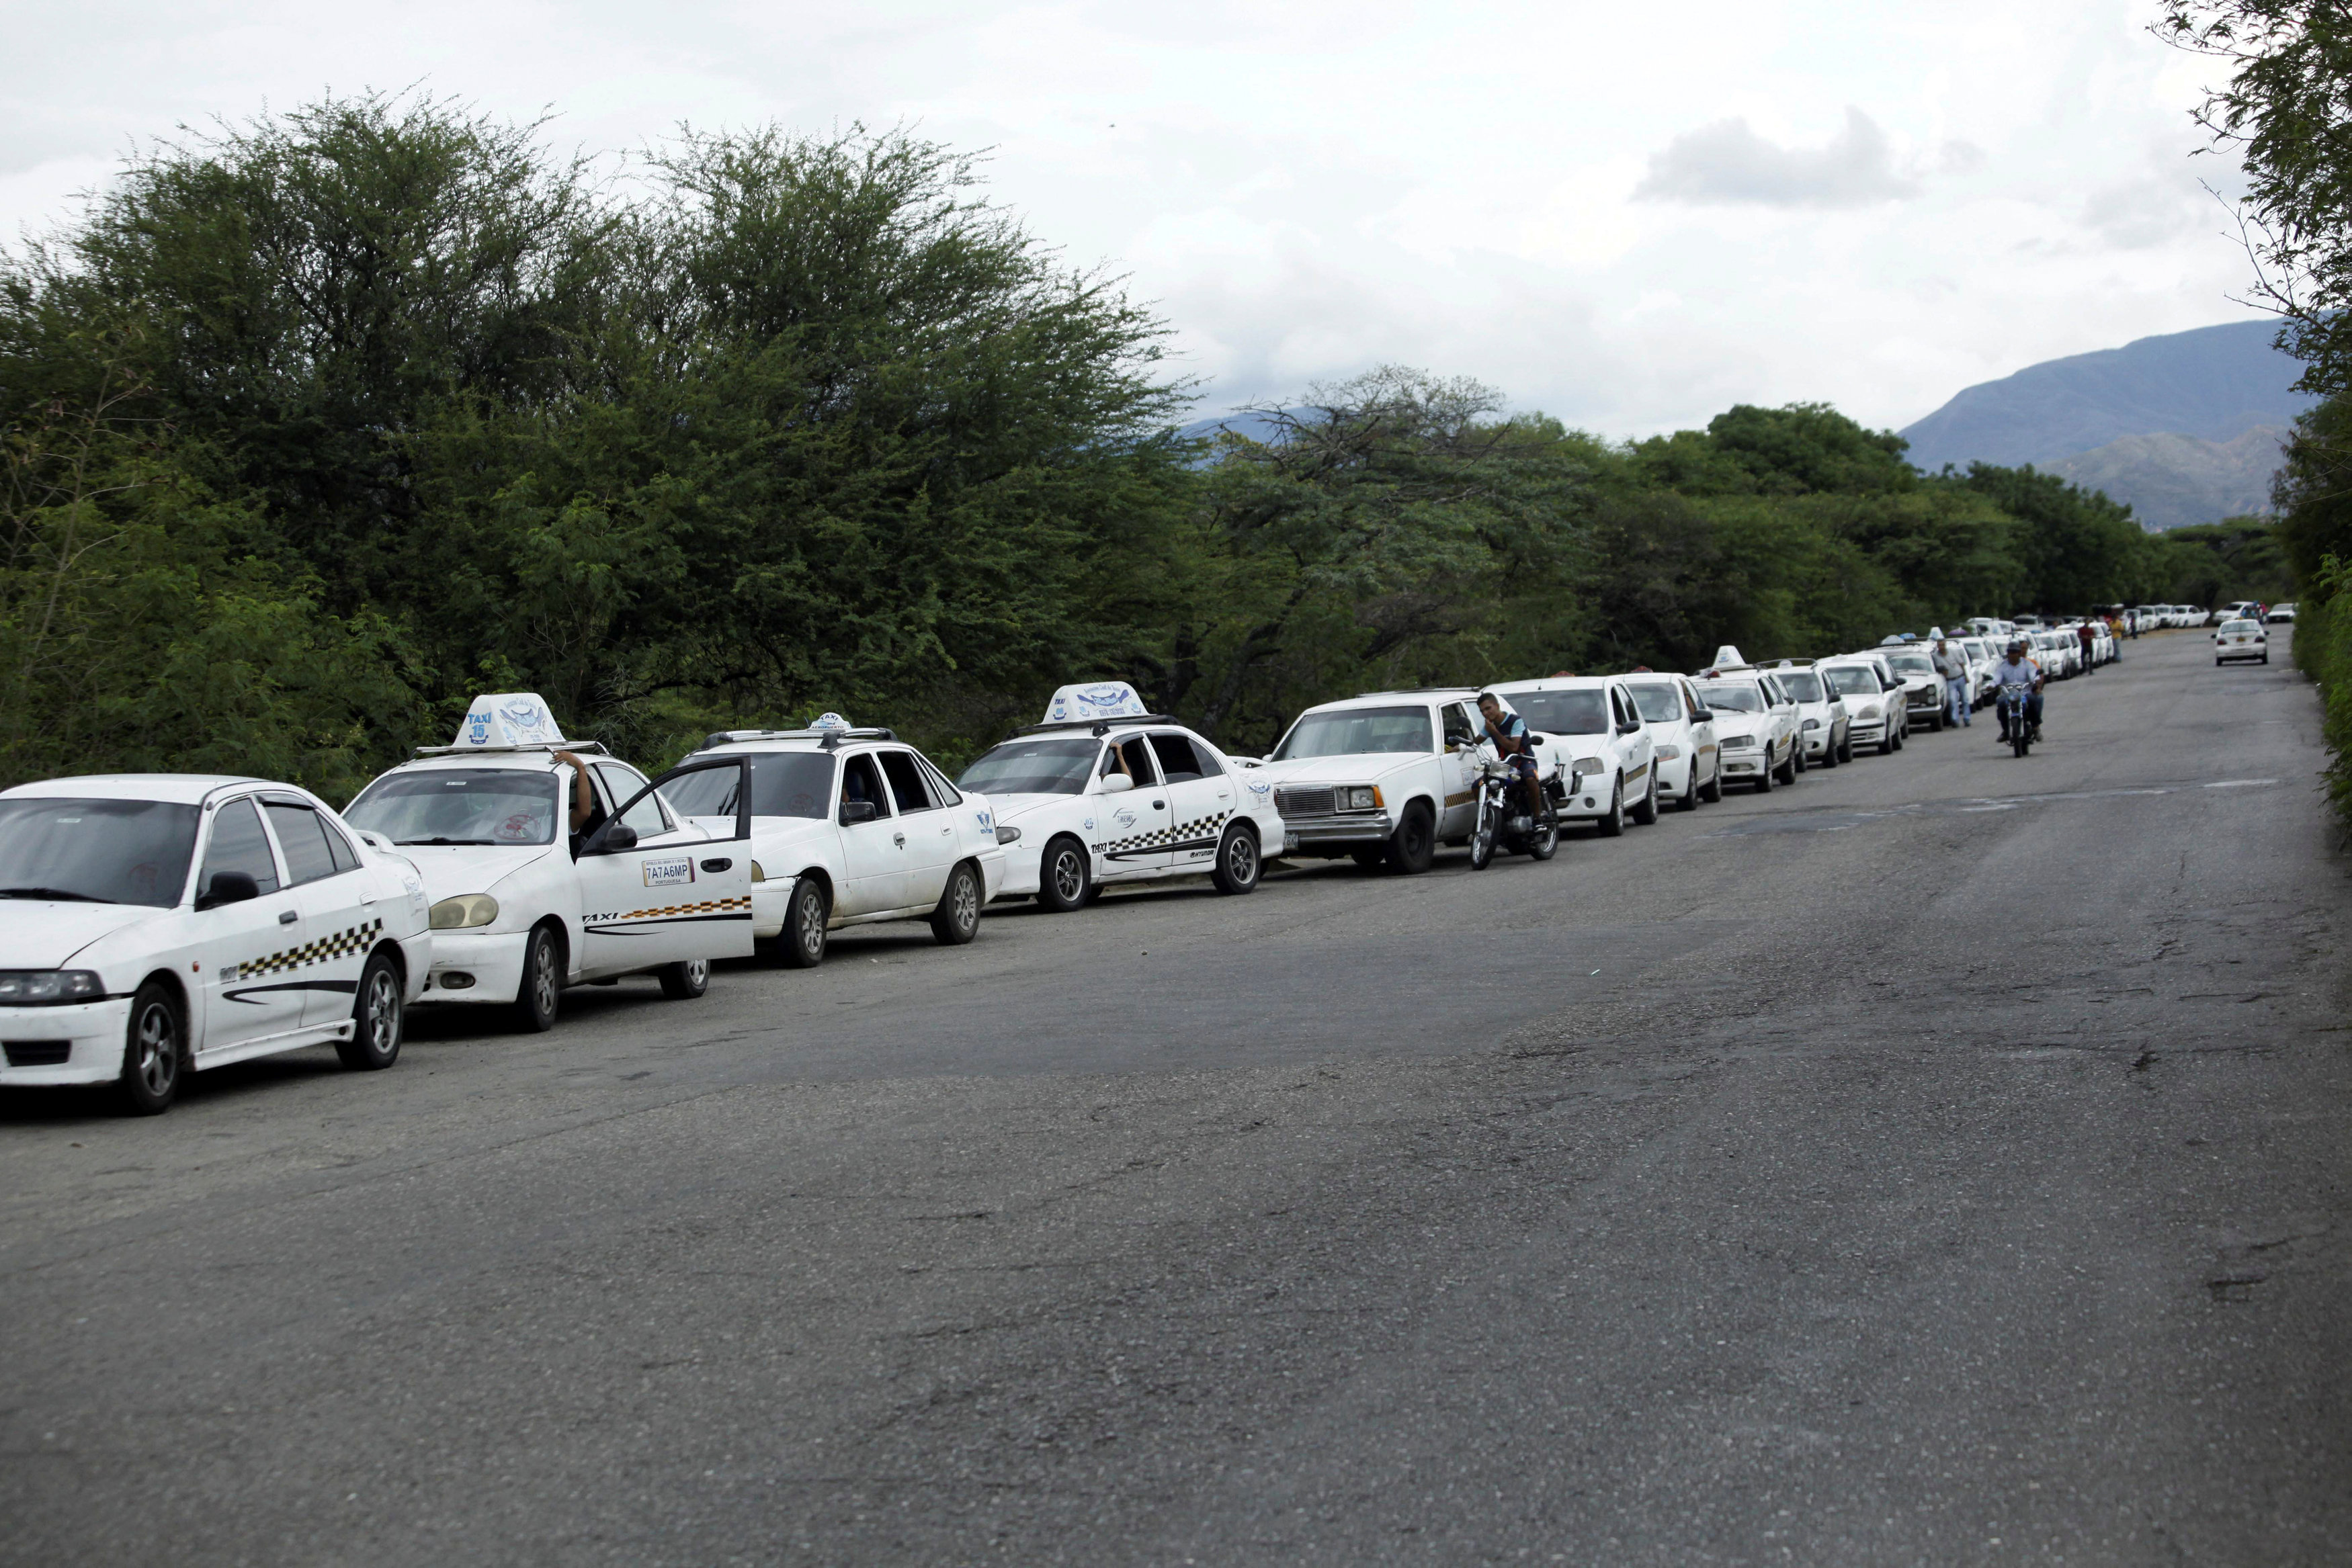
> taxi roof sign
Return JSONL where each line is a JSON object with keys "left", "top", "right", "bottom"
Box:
{"left": 454, "top": 693, "right": 565, "bottom": 750}
{"left": 1043, "top": 681, "right": 1148, "bottom": 725}
{"left": 1710, "top": 645, "right": 1749, "bottom": 670}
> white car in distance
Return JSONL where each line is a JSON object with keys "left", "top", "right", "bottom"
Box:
{"left": 343, "top": 693, "right": 755, "bottom": 1029}
{"left": 2213, "top": 617, "right": 2270, "bottom": 664}
{"left": 953, "top": 683, "right": 1282, "bottom": 910}
{"left": 1486, "top": 677, "right": 1660, "bottom": 834}
{"left": 1618, "top": 673, "right": 1721, "bottom": 810}
{"left": 0, "top": 774, "right": 434, "bottom": 1113}
{"left": 1765, "top": 662, "right": 1850, "bottom": 766}
{"left": 1694, "top": 673, "right": 1802, "bottom": 789}
{"left": 1818, "top": 658, "right": 1904, "bottom": 754}
{"left": 1253, "top": 689, "right": 1541, "bottom": 871}
{"left": 675, "top": 717, "right": 1007, "bottom": 964}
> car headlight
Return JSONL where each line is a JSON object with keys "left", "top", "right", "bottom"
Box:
{"left": 1573, "top": 756, "right": 1604, "bottom": 776}
{"left": 429, "top": 894, "right": 500, "bottom": 930}
{"left": 1655, "top": 744, "right": 1681, "bottom": 760}
{"left": 1341, "top": 785, "right": 1380, "bottom": 811}
{"left": 995, "top": 825, "right": 1022, "bottom": 844}
{"left": 1801, "top": 718, "right": 1821, "bottom": 730}
{"left": 750, "top": 860, "right": 766, "bottom": 882}
{"left": 1859, "top": 704, "right": 1880, "bottom": 719}
{"left": 1721, "top": 733, "right": 1756, "bottom": 748}
{"left": 0, "top": 969, "right": 103, "bottom": 1005}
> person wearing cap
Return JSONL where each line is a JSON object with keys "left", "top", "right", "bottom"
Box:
{"left": 1990, "top": 642, "right": 2043, "bottom": 742}
{"left": 1931, "top": 637, "right": 1971, "bottom": 728}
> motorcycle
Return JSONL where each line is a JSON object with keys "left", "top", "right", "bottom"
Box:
{"left": 1468, "top": 754, "right": 1561, "bottom": 869}
{"left": 1997, "top": 682, "right": 2039, "bottom": 758}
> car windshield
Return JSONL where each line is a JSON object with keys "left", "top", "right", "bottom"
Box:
{"left": 346, "top": 768, "right": 561, "bottom": 846}
{"left": 1697, "top": 683, "right": 1764, "bottom": 713}
{"left": 1822, "top": 666, "right": 1878, "bottom": 698}
{"left": 957, "top": 738, "right": 1101, "bottom": 796}
{"left": 664, "top": 752, "right": 835, "bottom": 818}
{"left": 1507, "top": 689, "right": 1611, "bottom": 735}
{"left": 1884, "top": 652, "right": 1935, "bottom": 675}
{"left": 0, "top": 796, "right": 200, "bottom": 907}
{"left": 1622, "top": 684, "right": 1684, "bottom": 724}
{"left": 1774, "top": 672, "right": 1826, "bottom": 702}
{"left": 1273, "top": 705, "right": 1433, "bottom": 760}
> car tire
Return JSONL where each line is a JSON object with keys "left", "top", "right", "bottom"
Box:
{"left": 1838, "top": 736, "right": 1854, "bottom": 763}
{"left": 1597, "top": 775, "right": 1628, "bottom": 833}
{"left": 1348, "top": 846, "right": 1387, "bottom": 870}
{"left": 1753, "top": 756, "right": 1773, "bottom": 792}
{"left": 511, "top": 923, "right": 562, "bottom": 1033}
{"left": 2261, "top": 653, "right": 2270, "bottom": 664}
{"left": 1819, "top": 738, "right": 1837, "bottom": 769}
{"left": 657, "top": 958, "right": 710, "bottom": 999}
{"left": 336, "top": 949, "right": 404, "bottom": 1070}
{"left": 1631, "top": 768, "right": 1661, "bottom": 825}
{"left": 1678, "top": 763, "right": 1702, "bottom": 811}
{"left": 768, "top": 875, "right": 829, "bottom": 966}
{"left": 1383, "top": 801, "right": 1437, "bottom": 873}
{"left": 1877, "top": 730, "right": 1895, "bottom": 756}
{"left": 1699, "top": 762, "right": 1724, "bottom": 803}
{"left": 116, "top": 980, "right": 185, "bottom": 1116}
{"left": 1036, "top": 836, "right": 1093, "bottom": 913}
{"left": 929, "top": 861, "right": 982, "bottom": 945}
{"left": 1210, "top": 823, "right": 1261, "bottom": 894}
{"left": 1793, "top": 740, "right": 1807, "bottom": 774}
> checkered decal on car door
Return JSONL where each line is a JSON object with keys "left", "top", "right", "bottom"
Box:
{"left": 1095, "top": 808, "right": 1229, "bottom": 863}
{"left": 223, "top": 918, "right": 384, "bottom": 982}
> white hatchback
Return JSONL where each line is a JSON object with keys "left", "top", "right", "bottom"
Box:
{"left": 1486, "top": 677, "right": 1660, "bottom": 834}
{"left": 0, "top": 774, "right": 434, "bottom": 1113}
{"left": 1694, "top": 672, "right": 1802, "bottom": 790}
{"left": 1617, "top": 673, "right": 1722, "bottom": 810}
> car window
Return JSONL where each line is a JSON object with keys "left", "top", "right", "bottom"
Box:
{"left": 1187, "top": 737, "right": 1226, "bottom": 779}
{"left": 840, "top": 754, "right": 890, "bottom": 818}
{"left": 1102, "top": 736, "right": 1159, "bottom": 785}
{"left": 1822, "top": 666, "right": 1875, "bottom": 699}
{"left": 0, "top": 796, "right": 200, "bottom": 908}
{"left": 1776, "top": 671, "right": 1826, "bottom": 703}
{"left": 666, "top": 752, "right": 835, "bottom": 818}
{"left": 204, "top": 797, "right": 282, "bottom": 896}
{"left": 346, "top": 768, "right": 561, "bottom": 846}
{"left": 1148, "top": 733, "right": 1204, "bottom": 782}
{"left": 264, "top": 801, "right": 343, "bottom": 885}
{"left": 1697, "top": 683, "right": 1764, "bottom": 713}
{"left": 1505, "top": 690, "right": 1609, "bottom": 735}
{"left": 958, "top": 738, "right": 1097, "bottom": 797}
{"left": 595, "top": 763, "right": 671, "bottom": 836}
{"left": 1624, "top": 683, "right": 1683, "bottom": 724}
{"left": 1274, "top": 705, "right": 1435, "bottom": 760}
{"left": 918, "top": 755, "right": 962, "bottom": 806}
{"left": 878, "top": 749, "right": 937, "bottom": 812}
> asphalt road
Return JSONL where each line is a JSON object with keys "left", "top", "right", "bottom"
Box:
{"left": 3, "top": 630, "right": 2347, "bottom": 1567}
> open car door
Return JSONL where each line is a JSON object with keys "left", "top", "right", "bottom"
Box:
{"left": 573, "top": 756, "right": 755, "bottom": 975}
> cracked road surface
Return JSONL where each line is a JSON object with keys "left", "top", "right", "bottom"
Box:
{"left": 3, "top": 630, "right": 2347, "bottom": 1565}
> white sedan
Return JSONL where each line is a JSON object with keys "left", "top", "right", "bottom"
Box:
{"left": 956, "top": 683, "right": 1282, "bottom": 910}
{"left": 0, "top": 774, "right": 434, "bottom": 1113}
{"left": 343, "top": 693, "right": 756, "bottom": 1028}
{"left": 2214, "top": 617, "right": 2271, "bottom": 664}
{"left": 1487, "top": 677, "right": 1659, "bottom": 833}
{"left": 1618, "top": 673, "right": 1722, "bottom": 810}
{"left": 1763, "top": 662, "right": 1851, "bottom": 767}
{"left": 1694, "top": 674, "right": 1802, "bottom": 790}
{"left": 670, "top": 719, "right": 1007, "bottom": 965}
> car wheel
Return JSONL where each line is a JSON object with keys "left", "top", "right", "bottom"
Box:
{"left": 1597, "top": 775, "right": 1628, "bottom": 834}
{"left": 1753, "top": 754, "right": 1773, "bottom": 792}
{"left": 767, "top": 875, "right": 829, "bottom": 967}
{"left": 1699, "top": 760, "right": 1724, "bottom": 803}
{"left": 1037, "top": 836, "right": 1092, "bottom": 913}
{"left": 2261, "top": 653, "right": 2270, "bottom": 664}
{"left": 1383, "top": 801, "right": 1437, "bottom": 873}
{"left": 1819, "top": 737, "right": 1837, "bottom": 769}
{"left": 1793, "top": 740, "right": 1807, "bottom": 773}
{"left": 336, "top": 949, "right": 404, "bottom": 1070}
{"left": 1348, "top": 846, "right": 1386, "bottom": 870}
{"left": 116, "top": 980, "right": 184, "bottom": 1116}
{"left": 657, "top": 957, "right": 710, "bottom": 999}
{"left": 930, "top": 861, "right": 982, "bottom": 945}
{"left": 1631, "top": 768, "right": 1661, "bottom": 825}
{"left": 1678, "top": 763, "right": 1701, "bottom": 811}
{"left": 1210, "top": 823, "right": 1261, "bottom": 894}
{"left": 1838, "top": 736, "right": 1853, "bottom": 763}
{"left": 511, "top": 923, "right": 562, "bottom": 1033}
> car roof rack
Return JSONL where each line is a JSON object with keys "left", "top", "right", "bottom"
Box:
{"left": 411, "top": 740, "right": 609, "bottom": 758}
{"left": 1018, "top": 713, "right": 1179, "bottom": 737}
{"left": 698, "top": 726, "right": 897, "bottom": 752}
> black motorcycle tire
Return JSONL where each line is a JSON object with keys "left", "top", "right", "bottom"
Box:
{"left": 1525, "top": 808, "right": 1559, "bottom": 861}
{"left": 1468, "top": 791, "right": 1498, "bottom": 871}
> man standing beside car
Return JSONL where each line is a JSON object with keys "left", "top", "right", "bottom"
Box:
{"left": 1932, "top": 638, "right": 1971, "bottom": 728}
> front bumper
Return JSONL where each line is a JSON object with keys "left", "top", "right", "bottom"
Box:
{"left": 1281, "top": 810, "right": 1395, "bottom": 853}
{"left": 1801, "top": 730, "right": 1837, "bottom": 756}
{"left": 0, "top": 995, "right": 133, "bottom": 1086}
{"left": 419, "top": 929, "right": 530, "bottom": 1006}
{"left": 1719, "top": 748, "right": 1768, "bottom": 779}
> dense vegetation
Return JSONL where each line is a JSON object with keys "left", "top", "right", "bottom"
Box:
{"left": 0, "top": 96, "right": 2209, "bottom": 798}
{"left": 2165, "top": 0, "right": 2352, "bottom": 826}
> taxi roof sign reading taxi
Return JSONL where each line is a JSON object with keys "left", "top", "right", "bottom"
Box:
{"left": 455, "top": 693, "right": 566, "bottom": 750}
{"left": 1043, "top": 681, "right": 1148, "bottom": 725}
{"left": 1710, "top": 646, "right": 1749, "bottom": 670}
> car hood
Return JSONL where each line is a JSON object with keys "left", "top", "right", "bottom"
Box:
{"left": 990, "top": 791, "right": 1089, "bottom": 822}
{"left": 1255, "top": 754, "right": 1435, "bottom": 787}
{"left": 393, "top": 842, "right": 555, "bottom": 902}
{"left": 0, "top": 901, "right": 161, "bottom": 968}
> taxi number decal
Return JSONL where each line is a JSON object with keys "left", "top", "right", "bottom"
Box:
{"left": 642, "top": 857, "right": 696, "bottom": 888}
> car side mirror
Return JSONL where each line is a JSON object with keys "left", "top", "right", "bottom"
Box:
{"left": 838, "top": 800, "right": 878, "bottom": 826}
{"left": 1097, "top": 773, "right": 1135, "bottom": 795}
{"left": 1691, "top": 709, "right": 1714, "bottom": 722}
{"left": 1616, "top": 721, "right": 1640, "bottom": 736}
{"left": 1526, "top": 734, "right": 1546, "bottom": 746}
{"left": 588, "top": 823, "right": 639, "bottom": 854}
{"left": 195, "top": 871, "right": 260, "bottom": 911}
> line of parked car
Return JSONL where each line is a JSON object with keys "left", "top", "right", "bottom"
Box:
{"left": 0, "top": 615, "right": 2144, "bottom": 1115}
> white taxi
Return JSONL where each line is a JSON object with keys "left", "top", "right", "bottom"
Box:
{"left": 0, "top": 774, "right": 433, "bottom": 1113}
{"left": 1617, "top": 672, "right": 1722, "bottom": 810}
{"left": 1764, "top": 661, "right": 1851, "bottom": 767}
{"left": 954, "top": 683, "right": 1282, "bottom": 911}
{"left": 343, "top": 694, "right": 755, "bottom": 1029}
{"left": 1819, "top": 655, "right": 1906, "bottom": 754}
{"left": 1484, "top": 677, "right": 1655, "bottom": 834}
{"left": 669, "top": 715, "right": 1007, "bottom": 965}
{"left": 1250, "top": 689, "right": 1554, "bottom": 871}
{"left": 1693, "top": 670, "right": 1802, "bottom": 790}
{"left": 2214, "top": 617, "right": 2270, "bottom": 664}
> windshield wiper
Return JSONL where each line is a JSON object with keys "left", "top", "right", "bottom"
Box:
{"left": 398, "top": 836, "right": 501, "bottom": 846}
{"left": 0, "top": 886, "right": 114, "bottom": 903}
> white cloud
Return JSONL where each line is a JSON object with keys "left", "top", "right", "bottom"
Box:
{"left": 0, "top": 0, "right": 2264, "bottom": 435}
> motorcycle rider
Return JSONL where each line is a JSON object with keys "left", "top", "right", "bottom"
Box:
{"left": 1991, "top": 640, "right": 2044, "bottom": 742}
{"left": 1476, "top": 691, "right": 1543, "bottom": 826}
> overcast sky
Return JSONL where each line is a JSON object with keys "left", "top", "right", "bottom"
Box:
{"left": 0, "top": 0, "right": 2257, "bottom": 437}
